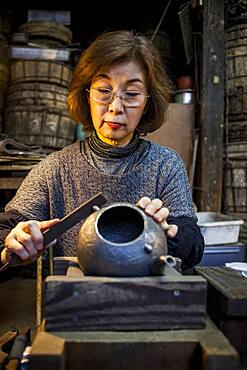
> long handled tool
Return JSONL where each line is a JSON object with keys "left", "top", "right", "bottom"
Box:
{"left": 0, "top": 192, "right": 107, "bottom": 273}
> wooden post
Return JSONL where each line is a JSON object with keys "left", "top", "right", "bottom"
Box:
{"left": 197, "top": 0, "right": 225, "bottom": 211}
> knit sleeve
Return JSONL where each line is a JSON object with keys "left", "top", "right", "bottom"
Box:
{"left": 167, "top": 215, "right": 205, "bottom": 271}
{"left": 158, "top": 150, "right": 196, "bottom": 219}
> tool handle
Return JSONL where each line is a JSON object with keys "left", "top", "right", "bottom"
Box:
{"left": 6, "top": 254, "right": 33, "bottom": 268}
{"left": 7, "top": 335, "right": 27, "bottom": 361}
{"left": 5, "top": 335, "right": 28, "bottom": 370}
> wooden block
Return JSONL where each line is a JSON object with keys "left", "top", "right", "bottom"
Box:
{"left": 195, "top": 266, "right": 247, "bottom": 361}
{"left": 53, "top": 257, "right": 78, "bottom": 276}
{"left": 29, "top": 318, "right": 239, "bottom": 370}
{"left": 66, "top": 265, "right": 84, "bottom": 278}
{"left": 45, "top": 260, "right": 207, "bottom": 332}
{"left": 195, "top": 266, "right": 247, "bottom": 316}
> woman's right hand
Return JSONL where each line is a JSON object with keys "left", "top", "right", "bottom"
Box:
{"left": 1, "top": 218, "right": 60, "bottom": 264}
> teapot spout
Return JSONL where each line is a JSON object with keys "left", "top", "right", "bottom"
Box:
{"left": 149, "top": 255, "right": 177, "bottom": 275}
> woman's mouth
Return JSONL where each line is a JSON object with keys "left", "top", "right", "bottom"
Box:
{"left": 105, "top": 121, "right": 123, "bottom": 129}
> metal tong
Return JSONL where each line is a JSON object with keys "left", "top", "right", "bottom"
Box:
{"left": 0, "top": 192, "right": 107, "bottom": 273}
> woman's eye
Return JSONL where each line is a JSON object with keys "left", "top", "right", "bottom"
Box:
{"left": 125, "top": 91, "right": 141, "bottom": 98}
{"left": 97, "top": 88, "right": 112, "bottom": 94}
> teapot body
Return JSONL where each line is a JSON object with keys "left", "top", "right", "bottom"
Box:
{"left": 76, "top": 202, "right": 168, "bottom": 277}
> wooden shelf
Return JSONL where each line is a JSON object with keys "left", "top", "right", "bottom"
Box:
{"left": 0, "top": 177, "right": 25, "bottom": 189}
{"left": 0, "top": 164, "right": 35, "bottom": 189}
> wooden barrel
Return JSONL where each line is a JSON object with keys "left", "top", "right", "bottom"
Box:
{"left": 4, "top": 106, "right": 76, "bottom": 151}
{"left": 6, "top": 82, "right": 68, "bottom": 110}
{"left": 19, "top": 21, "right": 73, "bottom": 45}
{"left": 227, "top": 23, "right": 247, "bottom": 121}
{"left": 0, "top": 114, "right": 3, "bottom": 133}
{"left": 228, "top": 120, "right": 247, "bottom": 143}
{"left": 224, "top": 144, "right": 247, "bottom": 213}
{"left": 11, "top": 60, "right": 72, "bottom": 87}
{"left": 0, "top": 33, "right": 10, "bottom": 114}
{"left": 0, "top": 62, "right": 9, "bottom": 113}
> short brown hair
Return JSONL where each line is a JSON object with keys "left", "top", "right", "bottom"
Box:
{"left": 67, "top": 30, "right": 173, "bottom": 134}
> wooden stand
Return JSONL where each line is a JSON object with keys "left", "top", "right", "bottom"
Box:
{"left": 44, "top": 257, "right": 207, "bottom": 332}
{"left": 29, "top": 318, "right": 239, "bottom": 370}
{"left": 28, "top": 259, "right": 240, "bottom": 370}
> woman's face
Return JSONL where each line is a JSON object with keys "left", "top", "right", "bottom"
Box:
{"left": 88, "top": 60, "right": 149, "bottom": 146}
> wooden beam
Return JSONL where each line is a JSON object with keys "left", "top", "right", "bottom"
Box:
{"left": 198, "top": 0, "right": 225, "bottom": 211}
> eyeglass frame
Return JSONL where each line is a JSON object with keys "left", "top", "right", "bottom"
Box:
{"left": 86, "top": 87, "right": 150, "bottom": 107}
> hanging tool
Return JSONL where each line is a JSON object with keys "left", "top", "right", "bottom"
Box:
{"left": 0, "top": 192, "right": 107, "bottom": 273}
{"left": 3, "top": 327, "right": 30, "bottom": 370}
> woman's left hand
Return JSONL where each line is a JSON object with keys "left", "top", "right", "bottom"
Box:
{"left": 136, "top": 197, "right": 178, "bottom": 238}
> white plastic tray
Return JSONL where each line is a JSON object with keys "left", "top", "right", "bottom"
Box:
{"left": 196, "top": 212, "right": 244, "bottom": 245}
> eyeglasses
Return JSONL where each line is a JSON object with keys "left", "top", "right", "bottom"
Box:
{"left": 86, "top": 87, "right": 149, "bottom": 107}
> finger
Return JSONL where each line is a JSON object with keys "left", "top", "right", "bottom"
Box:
{"left": 166, "top": 224, "right": 178, "bottom": 238}
{"left": 28, "top": 221, "right": 44, "bottom": 251}
{"left": 27, "top": 219, "right": 60, "bottom": 253}
{"left": 7, "top": 222, "right": 40, "bottom": 260}
{"left": 160, "top": 220, "right": 171, "bottom": 231}
{"left": 39, "top": 218, "right": 60, "bottom": 232}
{"left": 0, "top": 248, "right": 11, "bottom": 264}
{"left": 160, "top": 223, "right": 178, "bottom": 238}
{"left": 144, "top": 198, "right": 163, "bottom": 216}
{"left": 15, "top": 228, "right": 39, "bottom": 260}
{"left": 152, "top": 207, "right": 169, "bottom": 223}
{"left": 136, "top": 196, "right": 151, "bottom": 209}
{"left": 15, "top": 221, "right": 28, "bottom": 232}
{"left": 5, "top": 238, "right": 30, "bottom": 261}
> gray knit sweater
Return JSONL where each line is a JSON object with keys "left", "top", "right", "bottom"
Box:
{"left": 5, "top": 138, "right": 196, "bottom": 256}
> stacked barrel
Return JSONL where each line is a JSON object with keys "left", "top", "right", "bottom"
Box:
{"left": 3, "top": 20, "right": 77, "bottom": 152}
{"left": 224, "top": 23, "right": 247, "bottom": 239}
{"left": 0, "top": 32, "right": 9, "bottom": 134}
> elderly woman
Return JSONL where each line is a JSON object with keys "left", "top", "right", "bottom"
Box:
{"left": 0, "top": 30, "right": 204, "bottom": 272}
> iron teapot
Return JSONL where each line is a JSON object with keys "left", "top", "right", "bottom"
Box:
{"left": 76, "top": 202, "right": 176, "bottom": 277}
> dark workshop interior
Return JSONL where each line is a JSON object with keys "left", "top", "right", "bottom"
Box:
{"left": 0, "top": 1, "right": 247, "bottom": 370}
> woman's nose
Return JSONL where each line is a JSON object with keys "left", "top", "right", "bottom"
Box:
{"left": 108, "top": 96, "right": 124, "bottom": 113}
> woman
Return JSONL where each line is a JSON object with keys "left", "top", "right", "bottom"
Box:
{"left": 0, "top": 30, "right": 204, "bottom": 271}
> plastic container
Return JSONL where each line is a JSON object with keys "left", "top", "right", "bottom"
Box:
{"left": 196, "top": 212, "right": 244, "bottom": 245}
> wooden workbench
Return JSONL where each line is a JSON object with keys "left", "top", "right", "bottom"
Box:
{"left": 29, "top": 317, "right": 239, "bottom": 370}
{"left": 195, "top": 266, "right": 247, "bottom": 365}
